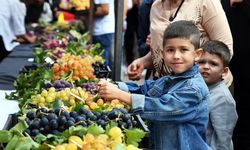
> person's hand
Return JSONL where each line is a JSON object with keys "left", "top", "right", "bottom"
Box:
{"left": 127, "top": 58, "right": 145, "bottom": 80}
{"left": 230, "top": 0, "right": 243, "bottom": 6}
{"left": 98, "top": 79, "right": 120, "bottom": 100}
{"left": 98, "top": 79, "right": 118, "bottom": 89}
{"left": 223, "top": 69, "right": 233, "bottom": 87}
{"left": 15, "top": 34, "right": 36, "bottom": 44}
{"left": 26, "top": 34, "right": 37, "bottom": 43}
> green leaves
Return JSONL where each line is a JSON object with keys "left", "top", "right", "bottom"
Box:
{"left": 87, "top": 125, "right": 105, "bottom": 136}
{"left": 33, "top": 48, "right": 46, "bottom": 64}
{"left": 5, "top": 66, "right": 52, "bottom": 108}
{"left": 4, "top": 135, "right": 19, "bottom": 150}
{"left": 125, "top": 128, "right": 146, "bottom": 147}
{"left": 0, "top": 130, "right": 13, "bottom": 143}
{"left": 61, "top": 125, "right": 87, "bottom": 139}
{"left": 69, "top": 30, "right": 82, "bottom": 40}
{"left": 0, "top": 120, "right": 39, "bottom": 150}
{"left": 47, "top": 99, "right": 64, "bottom": 109}
{"left": 9, "top": 120, "right": 28, "bottom": 135}
{"left": 14, "top": 136, "right": 40, "bottom": 150}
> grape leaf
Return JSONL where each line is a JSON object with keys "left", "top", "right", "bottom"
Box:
{"left": 0, "top": 130, "right": 12, "bottom": 143}
{"left": 61, "top": 125, "right": 87, "bottom": 139}
{"left": 125, "top": 128, "right": 146, "bottom": 147}
{"left": 48, "top": 99, "right": 64, "bottom": 109}
{"left": 44, "top": 134, "right": 65, "bottom": 146}
{"left": 4, "top": 135, "right": 19, "bottom": 150}
{"left": 71, "top": 103, "right": 83, "bottom": 112}
{"left": 9, "top": 120, "right": 28, "bottom": 135}
{"left": 34, "top": 133, "right": 47, "bottom": 144}
{"left": 15, "top": 136, "right": 40, "bottom": 150}
{"left": 69, "top": 30, "right": 82, "bottom": 40}
{"left": 87, "top": 125, "right": 105, "bottom": 136}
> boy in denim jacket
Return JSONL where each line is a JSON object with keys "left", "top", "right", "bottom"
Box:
{"left": 198, "top": 40, "right": 238, "bottom": 150}
{"left": 98, "top": 20, "right": 211, "bottom": 150}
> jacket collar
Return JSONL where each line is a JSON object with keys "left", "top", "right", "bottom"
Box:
{"left": 168, "top": 64, "right": 199, "bottom": 80}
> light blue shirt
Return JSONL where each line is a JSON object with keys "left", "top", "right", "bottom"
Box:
{"left": 206, "top": 80, "right": 238, "bottom": 150}
{"left": 93, "top": 0, "right": 115, "bottom": 35}
{"left": 0, "top": 0, "right": 26, "bottom": 51}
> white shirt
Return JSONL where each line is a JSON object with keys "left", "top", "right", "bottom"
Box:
{"left": 0, "top": 0, "right": 26, "bottom": 51}
{"left": 93, "top": 0, "right": 115, "bottom": 35}
{"left": 39, "top": 2, "right": 53, "bottom": 23}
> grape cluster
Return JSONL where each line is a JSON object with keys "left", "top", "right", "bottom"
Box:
{"left": 80, "top": 82, "right": 98, "bottom": 94}
{"left": 107, "top": 108, "right": 138, "bottom": 130}
{"left": 42, "top": 39, "right": 67, "bottom": 50}
{"left": 24, "top": 108, "right": 139, "bottom": 137}
{"left": 45, "top": 80, "right": 73, "bottom": 91}
{"left": 92, "top": 62, "right": 111, "bottom": 78}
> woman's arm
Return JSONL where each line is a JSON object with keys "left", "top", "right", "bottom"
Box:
{"left": 202, "top": 0, "right": 234, "bottom": 59}
{"left": 94, "top": 3, "right": 109, "bottom": 17}
{"left": 127, "top": 51, "right": 154, "bottom": 80}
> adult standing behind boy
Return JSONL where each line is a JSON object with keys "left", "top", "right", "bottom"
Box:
{"left": 92, "top": 0, "right": 115, "bottom": 67}
{"left": 198, "top": 40, "right": 238, "bottom": 150}
{"left": 127, "top": 0, "right": 233, "bottom": 88}
{"left": 98, "top": 20, "right": 211, "bottom": 150}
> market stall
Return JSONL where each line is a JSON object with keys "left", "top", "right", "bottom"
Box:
{"left": 0, "top": 15, "right": 148, "bottom": 149}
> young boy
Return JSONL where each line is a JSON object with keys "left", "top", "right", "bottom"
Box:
{"left": 198, "top": 40, "right": 238, "bottom": 150}
{"left": 98, "top": 20, "right": 211, "bottom": 150}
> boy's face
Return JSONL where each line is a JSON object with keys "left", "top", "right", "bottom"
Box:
{"left": 198, "top": 51, "right": 228, "bottom": 86}
{"left": 162, "top": 38, "right": 201, "bottom": 74}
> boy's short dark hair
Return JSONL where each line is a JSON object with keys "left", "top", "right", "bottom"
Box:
{"left": 201, "top": 40, "right": 231, "bottom": 67}
{"left": 163, "top": 20, "right": 200, "bottom": 49}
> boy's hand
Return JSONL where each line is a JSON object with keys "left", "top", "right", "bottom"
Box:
{"left": 98, "top": 79, "right": 119, "bottom": 100}
{"left": 97, "top": 79, "right": 132, "bottom": 105}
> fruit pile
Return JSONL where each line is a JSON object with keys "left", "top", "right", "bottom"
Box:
{"left": 1, "top": 21, "right": 148, "bottom": 150}
{"left": 51, "top": 53, "right": 95, "bottom": 81}
{"left": 24, "top": 107, "right": 140, "bottom": 138}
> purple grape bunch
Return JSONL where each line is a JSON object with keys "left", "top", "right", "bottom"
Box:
{"left": 45, "top": 80, "right": 73, "bottom": 91}
{"left": 80, "top": 82, "right": 98, "bottom": 95}
{"left": 92, "top": 62, "right": 111, "bottom": 78}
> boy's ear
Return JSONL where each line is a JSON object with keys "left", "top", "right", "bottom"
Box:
{"left": 194, "top": 48, "right": 203, "bottom": 61}
{"left": 222, "top": 67, "right": 229, "bottom": 78}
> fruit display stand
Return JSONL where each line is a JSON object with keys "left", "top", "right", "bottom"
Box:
{"left": 0, "top": 21, "right": 149, "bottom": 150}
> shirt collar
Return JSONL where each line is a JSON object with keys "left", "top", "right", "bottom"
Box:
{"left": 208, "top": 80, "right": 225, "bottom": 90}
{"left": 168, "top": 64, "right": 199, "bottom": 80}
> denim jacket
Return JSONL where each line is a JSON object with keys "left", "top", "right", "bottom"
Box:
{"left": 118, "top": 64, "right": 211, "bottom": 150}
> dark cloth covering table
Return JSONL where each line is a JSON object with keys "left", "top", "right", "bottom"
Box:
{"left": 0, "top": 44, "right": 35, "bottom": 90}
